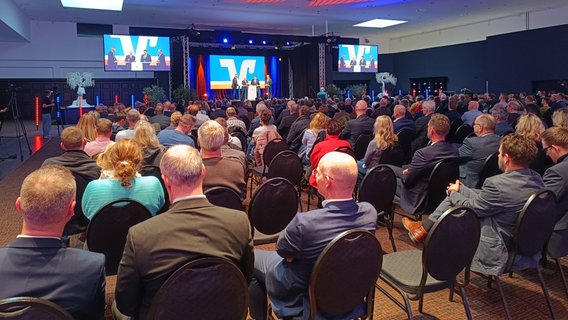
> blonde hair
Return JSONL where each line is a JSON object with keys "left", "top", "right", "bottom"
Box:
{"left": 309, "top": 112, "right": 328, "bottom": 131}
{"left": 134, "top": 120, "right": 160, "bottom": 147}
{"left": 97, "top": 139, "right": 142, "bottom": 188}
{"left": 76, "top": 113, "right": 97, "bottom": 141}
{"left": 516, "top": 113, "right": 545, "bottom": 143}
{"left": 552, "top": 108, "right": 568, "bottom": 128}
{"left": 373, "top": 115, "right": 398, "bottom": 150}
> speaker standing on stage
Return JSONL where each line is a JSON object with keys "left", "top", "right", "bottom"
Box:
{"left": 232, "top": 74, "right": 239, "bottom": 100}
{"left": 266, "top": 74, "right": 273, "bottom": 98}
{"left": 42, "top": 90, "right": 54, "bottom": 139}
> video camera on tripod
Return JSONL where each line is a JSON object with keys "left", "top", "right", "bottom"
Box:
{"left": 5, "top": 84, "right": 22, "bottom": 93}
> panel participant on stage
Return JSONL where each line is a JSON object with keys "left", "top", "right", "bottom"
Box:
{"left": 156, "top": 49, "right": 167, "bottom": 70}
{"left": 125, "top": 51, "right": 136, "bottom": 70}
{"left": 251, "top": 76, "right": 260, "bottom": 99}
{"left": 232, "top": 74, "right": 239, "bottom": 100}
{"left": 107, "top": 47, "right": 118, "bottom": 70}
{"left": 140, "top": 49, "right": 152, "bottom": 70}
{"left": 241, "top": 77, "right": 249, "bottom": 100}
{"left": 266, "top": 75, "right": 273, "bottom": 99}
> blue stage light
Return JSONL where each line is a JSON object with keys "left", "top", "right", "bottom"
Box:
{"left": 223, "top": 38, "right": 228, "bottom": 44}
{"left": 286, "top": 41, "right": 291, "bottom": 46}
{"left": 249, "top": 40, "right": 253, "bottom": 44}
{"left": 262, "top": 40, "right": 267, "bottom": 45}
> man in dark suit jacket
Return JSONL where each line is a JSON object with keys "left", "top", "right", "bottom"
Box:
{"left": 107, "top": 47, "right": 118, "bottom": 69}
{"left": 114, "top": 145, "right": 253, "bottom": 320}
{"left": 287, "top": 105, "right": 312, "bottom": 151}
{"left": 340, "top": 99, "right": 375, "bottom": 147}
{"left": 541, "top": 127, "right": 568, "bottom": 258}
{"left": 391, "top": 114, "right": 459, "bottom": 215}
{"left": 232, "top": 74, "right": 239, "bottom": 100}
{"left": 156, "top": 49, "right": 166, "bottom": 70}
{"left": 404, "top": 134, "right": 544, "bottom": 275}
{"left": 410, "top": 100, "right": 436, "bottom": 156}
{"left": 249, "top": 152, "right": 377, "bottom": 320}
{"left": 140, "top": 49, "right": 151, "bottom": 70}
{"left": 458, "top": 114, "right": 501, "bottom": 188}
{"left": 392, "top": 104, "right": 416, "bottom": 133}
{"left": 0, "top": 166, "right": 106, "bottom": 320}
{"left": 277, "top": 101, "right": 299, "bottom": 140}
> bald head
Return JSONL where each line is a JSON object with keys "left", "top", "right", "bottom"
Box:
{"left": 316, "top": 151, "right": 357, "bottom": 199}
{"left": 354, "top": 100, "right": 367, "bottom": 115}
{"left": 393, "top": 105, "right": 406, "bottom": 119}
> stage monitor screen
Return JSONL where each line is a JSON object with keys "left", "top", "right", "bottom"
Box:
{"left": 103, "top": 34, "right": 171, "bottom": 71}
{"left": 209, "top": 55, "right": 265, "bottom": 89}
{"left": 337, "top": 44, "right": 378, "bottom": 73}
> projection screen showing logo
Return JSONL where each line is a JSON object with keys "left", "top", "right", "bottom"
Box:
{"left": 209, "top": 55, "right": 265, "bottom": 89}
{"left": 337, "top": 44, "right": 378, "bottom": 73}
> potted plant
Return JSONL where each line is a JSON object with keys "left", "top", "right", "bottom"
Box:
{"left": 143, "top": 85, "right": 166, "bottom": 104}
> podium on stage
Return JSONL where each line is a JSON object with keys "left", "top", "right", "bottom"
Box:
{"left": 248, "top": 85, "right": 257, "bottom": 100}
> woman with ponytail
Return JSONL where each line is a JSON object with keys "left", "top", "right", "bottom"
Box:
{"left": 81, "top": 139, "right": 165, "bottom": 220}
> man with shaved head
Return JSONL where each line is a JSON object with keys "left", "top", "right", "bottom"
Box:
{"left": 392, "top": 104, "right": 415, "bottom": 133}
{"left": 340, "top": 99, "right": 375, "bottom": 147}
{"left": 249, "top": 151, "right": 377, "bottom": 320}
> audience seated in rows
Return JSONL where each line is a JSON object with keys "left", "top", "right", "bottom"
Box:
{"left": 391, "top": 113, "right": 459, "bottom": 215}
{"left": 309, "top": 119, "right": 351, "bottom": 189}
{"left": 410, "top": 99, "right": 435, "bottom": 156}
{"left": 113, "top": 145, "right": 253, "bottom": 320}
{"left": 199, "top": 120, "right": 246, "bottom": 197}
{"left": 84, "top": 118, "right": 114, "bottom": 157}
{"left": 42, "top": 126, "right": 101, "bottom": 181}
{"left": 515, "top": 113, "right": 552, "bottom": 175}
{"left": 340, "top": 99, "right": 374, "bottom": 147}
{"left": 403, "top": 134, "right": 544, "bottom": 275}
{"left": 392, "top": 104, "right": 415, "bottom": 134}
{"left": 277, "top": 101, "right": 299, "bottom": 140}
{"left": 115, "top": 109, "right": 141, "bottom": 141}
{"left": 0, "top": 166, "right": 106, "bottom": 319}
{"left": 133, "top": 120, "right": 167, "bottom": 168}
{"left": 149, "top": 104, "right": 171, "bottom": 130}
{"left": 358, "top": 115, "right": 404, "bottom": 175}
{"left": 81, "top": 139, "right": 165, "bottom": 220}
{"left": 157, "top": 114, "right": 196, "bottom": 148}
{"left": 249, "top": 151, "right": 377, "bottom": 320}
{"left": 287, "top": 106, "right": 312, "bottom": 151}
{"left": 300, "top": 112, "right": 327, "bottom": 164}
{"left": 226, "top": 106, "right": 247, "bottom": 133}
{"left": 458, "top": 114, "right": 501, "bottom": 188}
{"left": 76, "top": 112, "right": 97, "bottom": 142}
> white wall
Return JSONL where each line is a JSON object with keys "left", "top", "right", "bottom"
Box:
{"left": 370, "top": 5, "right": 568, "bottom": 53}
{"left": 0, "top": 21, "right": 153, "bottom": 79}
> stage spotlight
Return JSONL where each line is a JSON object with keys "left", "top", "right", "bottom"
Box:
{"left": 222, "top": 38, "right": 228, "bottom": 44}
{"left": 248, "top": 40, "right": 253, "bottom": 44}
{"left": 286, "top": 41, "right": 291, "bottom": 46}
{"left": 262, "top": 40, "right": 267, "bottom": 45}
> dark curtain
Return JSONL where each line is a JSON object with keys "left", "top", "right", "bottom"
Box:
{"left": 290, "top": 43, "right": 319, "bottom": 98}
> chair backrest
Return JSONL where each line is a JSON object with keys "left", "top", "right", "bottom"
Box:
{"left": 248, "top": 177, "right": 298, "bottom": 235}
{"left": 86, "top": 198, "right": 153, "bottom": 275}
{"left": 378, "top": 143, "right": 406, "bottom": 167}
{"left": 63, "top": 173, "right": 91, "bottom": 236}
{"left": 0, "top": 297, "right": 74, "bottom": 320}
{"left": 205, "top": 186, "right": 244, "bottom": 211}
{"left": 447, "top": 118, "right": 463, "bottom": 142}
{"left": 506, "top": 190, "right": 557, "bottom": 271}
{"left": 147, "top": 257, "right": 248, "bottom": 320}
{"left": 396, "top": 129, "right": 415, "bottom": 164}
{"left": 421, "top": 159, "right": 459, "bottom": 214}
{"left": 452, "top": 124, "right": 473, "bottom": 144}
{"left": 230, "top": 130, "right": 248, "bottom": 151}
{"left": 266, "top": 150, "right": 303, "bottom": 187}
{"left": 358, "top": 165, "right": 397, "bottom": 215}
{"left": 423, "top": 207, "right": 481, "bottom": 284}
{"left": 307, "top": 130, "right": 327, "bottom": 159}
{"left": 354, "top": 132, "right": 374, "bottom": 160}
{"left": 140, "top": 165, "right": 170, "bottom": 214}
{"left": 308, "top": 229, "right": 383, "bottom": 320}
{"left": 262, "top": 137, "right": 288, "bottom": 167}
{"left": 475, "top": 152, "right": 501, "bottom": 189}
{"left": 334, "top": 146, "right": 356, "bottom": 159}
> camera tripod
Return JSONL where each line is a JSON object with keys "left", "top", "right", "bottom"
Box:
{"left": 0, "top": 90, "right": 32, "bottom": 161}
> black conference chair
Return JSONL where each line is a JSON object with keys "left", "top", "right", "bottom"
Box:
{"left": 376, "top": 206, "right": 481, "bottom": 320}
{"left": 477, "top": 190, "right": 557, "bottom": 320}
{"left": 249, "top": 138, "right": 289, "bottom": 198}
{"left": 358, "top": 165, "right": 398, "bottom": 251}
{"left": 410, "top": 159, "right": 459, "bottom": 221}
{"left": 447, "top": 118, "right": 463, "bottom": 143}
{"left": 396, "top": 129, "right": 415, "bottom": 165}
{"left": 307, "top": 229, "right": 382, "bottom": 320}
{"left": 378, "top": 142, "right": 406, "bottom": 167}
{"left": 475, "top": 152, "right": 501, "bottom": 189}
{"left": 354, "top": 132, "right": 374, "bottom": 160}
{"left": 86, "top": 198, "right": 153, "bottom": 275}
{"left": 205, "top": 186, "right": 244, "bottom": 211}
{"left": 452, "top": 124, "right": 473, "bottom": 144}
{"left": 230, "top": 130, "right": 248, "bottom": 152}
{"left": 248, "top": 177, "right": 298, "bottom": 245}
{"left": 265, "top": 150, "right": 304, "bottom": 210}
{"left": 0, "top": 297, "right": 74, "bottom": 320}
{"left": 62, "top": 173, "right": 90, "bottom": 237}
{"left": 548, "top": 227, "right": 568, "bottom": 299}
{"left": 147, "top": 257, "right": 248, "bottom": 320}
{"left": 140, "top": 165, "right": 170, "bottom": 214}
